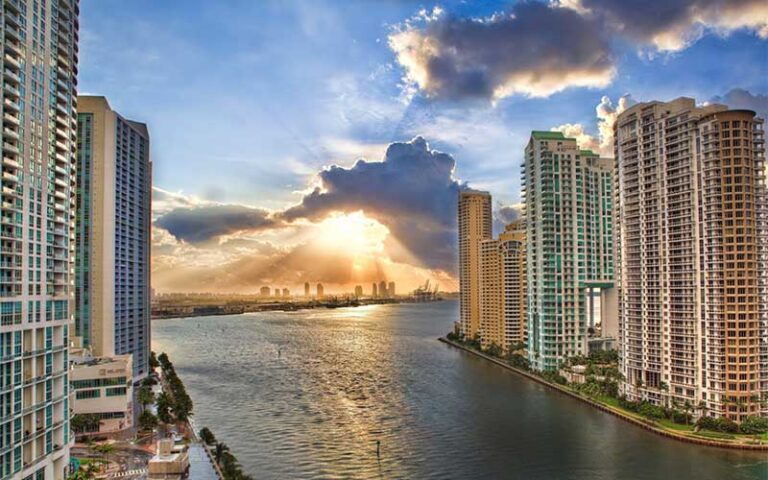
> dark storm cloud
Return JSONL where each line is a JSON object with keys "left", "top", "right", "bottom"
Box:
{"left": 279, "top": 136, "right": 465, "bottom": 271}
{"left": 711, "top": 88, "right": 768, "bottom": 120}
{"left": 155, "top": 204, "right": 279, "bottom": 243}
{"left": 389, "top": 2, "right": 615, "bottom": 100}
{"left": 577, "top": 0, "right": 768, "bottom": 50}
{"left": 389, "top": 1, "right": 767, "bottom": 101}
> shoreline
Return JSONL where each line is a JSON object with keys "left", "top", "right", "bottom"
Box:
{"left": 439, "top": 337, "right": 768, "bottom": 452}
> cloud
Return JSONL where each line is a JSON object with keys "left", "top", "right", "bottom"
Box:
{"left": 552, "top": 94, "right": 635, "bottom": 157}
{"left": 388, "top": 3, "right": 615, "bottom": 101}
{"left": 570, "top": 0, "right": 768, "bottom": 52}
{"left": 279, "top": 136, "right": 464, "bottom": 271}
{"left": 389, "top": 2, "right": 765, "bottom": 101}
{"left": 595, "top": 94, "right": 635, "bottom": 155}
{"left": 155, "top": 204, "right": 280, "bottom": 243}
{"left": 493, "top": 202, "right": 524, "bottom": 235}
{"left": 711, "top": 88, "right": 768, "bottom": 120}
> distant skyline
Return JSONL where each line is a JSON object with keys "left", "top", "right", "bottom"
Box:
{"left": 78, "top": 0, "right": 768, "bottom": 293}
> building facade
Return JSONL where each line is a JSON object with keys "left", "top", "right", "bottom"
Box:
{"left": 458, "top": 190, "right": 492, "bottom": 339}
{"left": 0, "top": 0, "right": 80, "bottom": 477}
{"left": 524, "top": 132, "right": 614, "bottom": 371}
{"left": 70, "top": 352, "right": 133, "bottom": 434}
{"left": 316, "top": 283, "right": 324, "bottom": 299}
{"left": 75, "top": 96, "right": 151, "bottom": 380}
{"left": 479, "top": 238, "right": 502, "bottom": 348}
{"left": 500, "top": 220, "right": 526, "bottom": 350}
{"left": 615, "top": 97, "right": 768, "bottom": 421}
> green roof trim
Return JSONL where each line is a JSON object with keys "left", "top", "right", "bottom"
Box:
{"left": 579, "top": 149, "right": 598, "bottom": 157}
{"left": 531, "top": 130, "right": 569, "bottom": 140}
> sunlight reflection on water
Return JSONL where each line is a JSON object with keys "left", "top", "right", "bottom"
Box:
{"left": 153, "top": 301, "right": 768, "bottom": 480}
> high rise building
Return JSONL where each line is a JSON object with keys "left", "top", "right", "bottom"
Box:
{"left": 260, "top": 286, "right": 270, "bottom": 297}
{"left": 614, "top": 97, "right": 768, "bottom": 421}
{"left": 0, "top": 1, "right": 80, "bottom": 477}
{"left": 372, "top": 283, "right": 377, "bottom": 298}
{"left": 478, "top": 221, "right": 527, "bottom": 352}
{"left": 282, "top": 288, "right": 289, "bottom": 298}
{"left": 378, "top": 280, "right": 387, "bottom": 298}
{"left": 75, "top": 96, "right": 151, "bottom": 380}
{"left": 500, "top": 220, "right": 526, "bottom": 350}
{"left": 304, "top": 282, "right": 309, "bottom": 298}
{"left": 524, "top": 132, "right": 614, "bottom": 371}
{"left": 316, "top": 283, "right": 324, "bottom": 298}
{"left": 388, "top": 282, "right": 395, "bottom": 297}
{"left": 458, "top": 190, "right": 492, "bottom": 339}
{"left": 479, "top": 238, "right": 502, "bottom": 348}
{"left": 354, "top": 285, "right": 363, "bottom": 297}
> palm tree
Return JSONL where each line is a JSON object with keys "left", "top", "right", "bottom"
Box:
{"left": 214, "top": 442, "right": 229, "bottom": 465}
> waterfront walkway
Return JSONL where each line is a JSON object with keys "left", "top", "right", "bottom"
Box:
{"left": 188, "top": 444, "right": 220, "bottom": 479}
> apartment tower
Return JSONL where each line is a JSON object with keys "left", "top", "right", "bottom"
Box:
{"left": 0, "top": 0, "right": 80, "bottom": 477}
{"left": 524, "top": 132, "right": 614, "bottom": 370}
{"left": 615, "top": 98, "right": 768, "bottom": 421}
{"left": 458, "top": 190, "right": 492, "bottom": 339}
{"left": 501, "top": 220, "right": 526, "bottom": 349}
{"left": 75, "top": 96, "right": 151, "bottom": 380}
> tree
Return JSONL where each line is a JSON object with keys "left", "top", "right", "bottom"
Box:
{"left": 149, "top": 351, "right": 160, "bottom": 370}
{"left": 214, "top": 442, "right": 229, "bottom": 465}
{"left": 740, "top": 415, "right": 768, "bottom": 435}
{"left": 156, "top": 392, "right": 173, "bottom": 424}
{"left": 485, "top": 343, "right": 502, "bottom": 358}
{"left": 137, "top": 386, "right": 155, "bottom": 410}
{"left": 138, "top": 410, "right": 158, "bottom": 431}
{"left": 142, "top": 376, "right": 158, "bottom": 387}
{"left": 71, "top": 414, "right": 101, "bottom": 434}
{"left": 199, "top": 427, "right": 216, "bottom": 445}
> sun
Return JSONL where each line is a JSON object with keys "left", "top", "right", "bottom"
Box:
{"left": 315, "top": 211, "right": 389, "bottom": 256}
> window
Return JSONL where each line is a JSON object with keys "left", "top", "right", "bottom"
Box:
{"left": 75, "top": 389, "right": 100, "bottom": 400}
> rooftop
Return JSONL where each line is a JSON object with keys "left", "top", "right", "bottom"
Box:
{"left": 531, "top": 131, "right": 572, "bottom": 141}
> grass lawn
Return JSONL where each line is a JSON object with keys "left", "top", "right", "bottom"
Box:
{"left": 657, "top": 418, "right": 694, "bottom": 432}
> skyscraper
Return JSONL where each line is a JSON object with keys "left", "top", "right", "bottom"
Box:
{"left": 388, "top": 281, "right": 395, "bottom": 297}
{"left": 524, "top": 132, "right": 614, "bottom": 370}
{"left": 354, "top": 285, "right": 363, "bottom": 297}
{"left": 478, "top": 220, "right": 527, "bottom": 352}
{"left": 75, "top": 96, "right": 151, "bottom": 380}
{"left": 378, "top": 280, "right": 387, "bottom": 298}
{"left": 615, "top": 97, "right": 768, "bottom": 421}
{"left": 479, "top": 238, "right": 502, "bottom": 348}
{"left": 304, "top": 282, "right": 310, "bottom": 298}
{"left": 372, "top": 283, "right": 377, "bottom": 298}
{"left": 500, "top": 220, "right": 526, "bottom": 350}
{"left": 458, "top": 190, "right": 492, "bottom": 339}
{"left": 316, "top": 283, "right": 324, "bottom": 298}
{"left": 0, "top": 1, "right": 80, "bottom": 477}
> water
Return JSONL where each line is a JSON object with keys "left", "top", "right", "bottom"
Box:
{"left": 152, "top": 301, "right": 767, "bottom": 479}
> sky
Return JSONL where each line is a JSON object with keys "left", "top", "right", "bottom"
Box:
{"left": 78, "top": 0, "right": 768, "bottom": 294}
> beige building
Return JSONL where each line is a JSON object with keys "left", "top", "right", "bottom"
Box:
{"left": 614, "top": 97, "right": 768, "bottom": 421}
{"left": 75, "top": 96, "right": 151, "bottom": 380}
{"left": 479, "top": 221, "right": 527, "bottom": 352}
{"left": 500, "top": 221, "right": 527, "bottom": 349}
{"left": 479, "top": 238, "right": 503, "bottom": 348}
{"left": 0, "top": 1, "right": 80, "bottom": 478}
{"left": 458, "top": 190, "right": 492, "bottom": 338}
{"left": 70, "top": 352, "right": 134, "bottom": 434}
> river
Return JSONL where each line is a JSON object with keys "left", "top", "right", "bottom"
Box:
{"left": 152, "top": 300, "right": 767, "bottom": 479}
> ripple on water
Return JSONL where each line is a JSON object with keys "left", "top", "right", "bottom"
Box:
{"left": 153, "top": 302, "right": 768, "bottom": 480}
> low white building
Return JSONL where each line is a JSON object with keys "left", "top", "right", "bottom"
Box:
{"left": 148, "top": 439, "right": 190, "bottom": 479}
{"left": 70, "top": 351, "right": 134, "bottom": 434}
